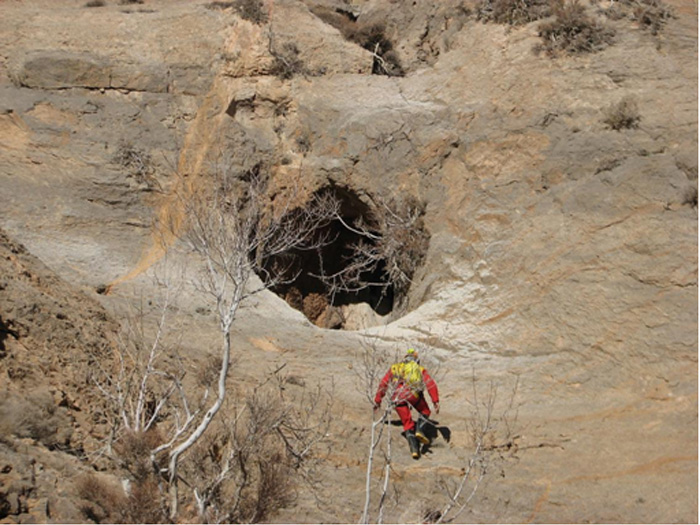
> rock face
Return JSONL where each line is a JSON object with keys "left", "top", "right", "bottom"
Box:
{"left": 0, "top": 0, "right": 696, "bottom": 523}
{"left": 0, "top": 229, "right": 119, "bottom": 523}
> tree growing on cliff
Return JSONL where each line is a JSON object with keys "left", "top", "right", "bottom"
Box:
{"left": 161, "top": 162, "right": 338, "bottom": 517}
{"left": 93, "top": 160, "right": 339, "bottom": 520}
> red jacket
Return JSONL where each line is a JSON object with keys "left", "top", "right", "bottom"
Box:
{"left": 374, "top": 363, "right": 439, "bottom": 406}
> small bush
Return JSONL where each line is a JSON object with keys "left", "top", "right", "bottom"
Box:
{"left": 76, "top": 474, "right": 128, "bottom": 523}
{"left": 536, "top": 0, "right": 615, "bottom": 56}
{"left": 85, "top": 0, "right": 106, "bottom": 6}
{"left": 602, "top": 0, "right": 673, "bottom": 34}
{"left": 270, "top": 43, "right": 308, "bottom": 79}
{"left": 111, "top": 142, "right": 157, "bottom": 188}
{"left": 631, "top": 0, "right": 673, "bottom": 34}
{"left": 0, "top": 392, "right": 72, "bottom": 449}
{"left": 76, "top": 473, "right": 168, "bottom": 524}
{"left": 113, "top": 429, "right": 163, "bottom": 481}
{"left": 603, "top": 96, "right": 641, "bottom": 130}
{"left": 477, "top": 0, "right": 551, "bottom": 25}
{"left": 206, "top": 0, "right": 268, "bottom": 24}
{"left": 349, "top": 23, "right": 404, "bottom": 76}
{"left": 119, "top": 0, "right": 144, "bottom": 4}
{"left": 308, "top": 9, "right": 404, "bottom": 77}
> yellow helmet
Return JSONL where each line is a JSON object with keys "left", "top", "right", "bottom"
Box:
{"left": 405, "top": 348, "right": 418, "bottom": 362}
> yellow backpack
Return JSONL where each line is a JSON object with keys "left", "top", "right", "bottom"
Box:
{"left": 390, "top": 361, "right": 425, "bottom": 395}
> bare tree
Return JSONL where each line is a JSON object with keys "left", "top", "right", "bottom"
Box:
{"left": 155, "top": 162, "right": 338, "bottom": 517}
{"left": 316, "top": 195, "right": 428, "bottom": 311}
{"left": 187, "top": 369, "right": 333, "bottom": 523}
{"left": 435, "top": 372, "right": 520, "bottom": 524}
{"left": 93, "top": 158, "right": 339, "bottom": 520}
{"left": 355, "top": 335, "right": 399, "bottom": 524}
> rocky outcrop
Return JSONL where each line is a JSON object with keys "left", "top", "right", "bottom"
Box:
{"left": 0, "top": 0, "right": 696, "bottom": 522}
{"left": 0, "top": 229, "right": 119, "bottom": 523}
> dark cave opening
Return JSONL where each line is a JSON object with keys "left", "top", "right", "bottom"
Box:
{"left": 260, "top": 187, "right": 397, "bottom": 328}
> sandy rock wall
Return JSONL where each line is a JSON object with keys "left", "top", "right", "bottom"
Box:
{"left": 0, "top": 0, "right": 696, "bottom": 522}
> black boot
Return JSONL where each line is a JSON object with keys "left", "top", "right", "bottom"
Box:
{"left": 415, "top": 416, "right": 437, "bottom": 446}
{"left": 403, "top": 430, "right": 421, "bottom": 459}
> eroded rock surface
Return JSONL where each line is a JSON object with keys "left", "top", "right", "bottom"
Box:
{"left": 0, "top": 0, "right": 696, "bottom": 523}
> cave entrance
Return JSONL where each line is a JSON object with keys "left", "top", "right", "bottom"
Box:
{"left": 261, "top": 187, "right": 399, "bottom": 329}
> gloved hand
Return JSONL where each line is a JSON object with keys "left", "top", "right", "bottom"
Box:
{"left": 373, "top": 402, "right": 381, "bottom": 412}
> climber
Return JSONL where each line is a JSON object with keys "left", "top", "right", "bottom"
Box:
{"left": 373, "top": 348, "right": 440, "bottom": 459}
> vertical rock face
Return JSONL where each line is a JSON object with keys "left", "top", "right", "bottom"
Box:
{"left": 0, "top": 0, "right": 696, "bottom": 523}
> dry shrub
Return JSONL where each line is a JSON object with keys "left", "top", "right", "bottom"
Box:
{"left": 536, "top": 0, "right": 615, "bottom": 56}
{"left": 111, "top": 142, "right": 157, "bottom": 189}
{"left": 319, "top": 195, "right": 429, "bottom": 311}
{"left": 85, "top": 0, "right": 106, "bottom": 6}
{"left": 603, "top": 96, "right": 641, "bottom": 130}
{"left": 183, "top": 381, "right": 330, "bottom": 523}
{"left": 630, "top": 0, "right": 673, "bottom": 34}
{"left": 270, "top": 43, "right": 308, "bottom": 79}
{"left": 348, "top": 23, "right": 404, "bottom": 76}
{"left": 76, "top": 474, "right": 127, "bottom": 523}
{"left": 0, "top": 392, "right": 72, "bottom": 450}
{"left": 196, "top": 353, "right": 224, "bottom": 390}
{"left": 235, "top": 0, "right": 268, "bottom": 24}
{"left": 361, "top": 196, "right": 429, "bottom": 302}
{"left": 602, "top": 0, "right": 673, "bottom": 34}
{"left": 477, "top": 0, "right": 551, "bottom": 25}
{"left": 245, "top": 452, "right": 295, "bottom": 522}
{"left": 113, "top": 429, "right": 163, "bottom": 481}
{"left": 206, "top": 0, "right": 268, "bottom": 24}
{"left": 76, "top": 473, "right": 168, "bottom": 524}
{"left": 309, "top": 8, "right": 404, "bottom": 76}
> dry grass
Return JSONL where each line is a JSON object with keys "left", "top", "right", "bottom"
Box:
{"left": 477, "top": 0, "right": 552, "bottom": 25}
{"left": 602, "top": 96, "right": 641, "bottom": 130}
{"left": 206, "top": 0, "right": 268, "bottom": 24}
{"left": 270, "top": 43, "right": 308, "bottom": 79}
{"left": 76, "top": 473, "right": 168, "bottom": 524}
{"left": 536, "top": 0, "right": 615, "bottom": 56}
{"left": 0, "top": 392, "right": 72, "bottom": 450}
{"left": 602, "top": 0, "right": 673, "bottom": 34}
{"left": 111, "top": 142, "right": 157, "bottom": 189}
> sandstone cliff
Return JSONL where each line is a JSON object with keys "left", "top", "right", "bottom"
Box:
{"left": 0, "top": 0, "right": 696, "bottom": 522}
